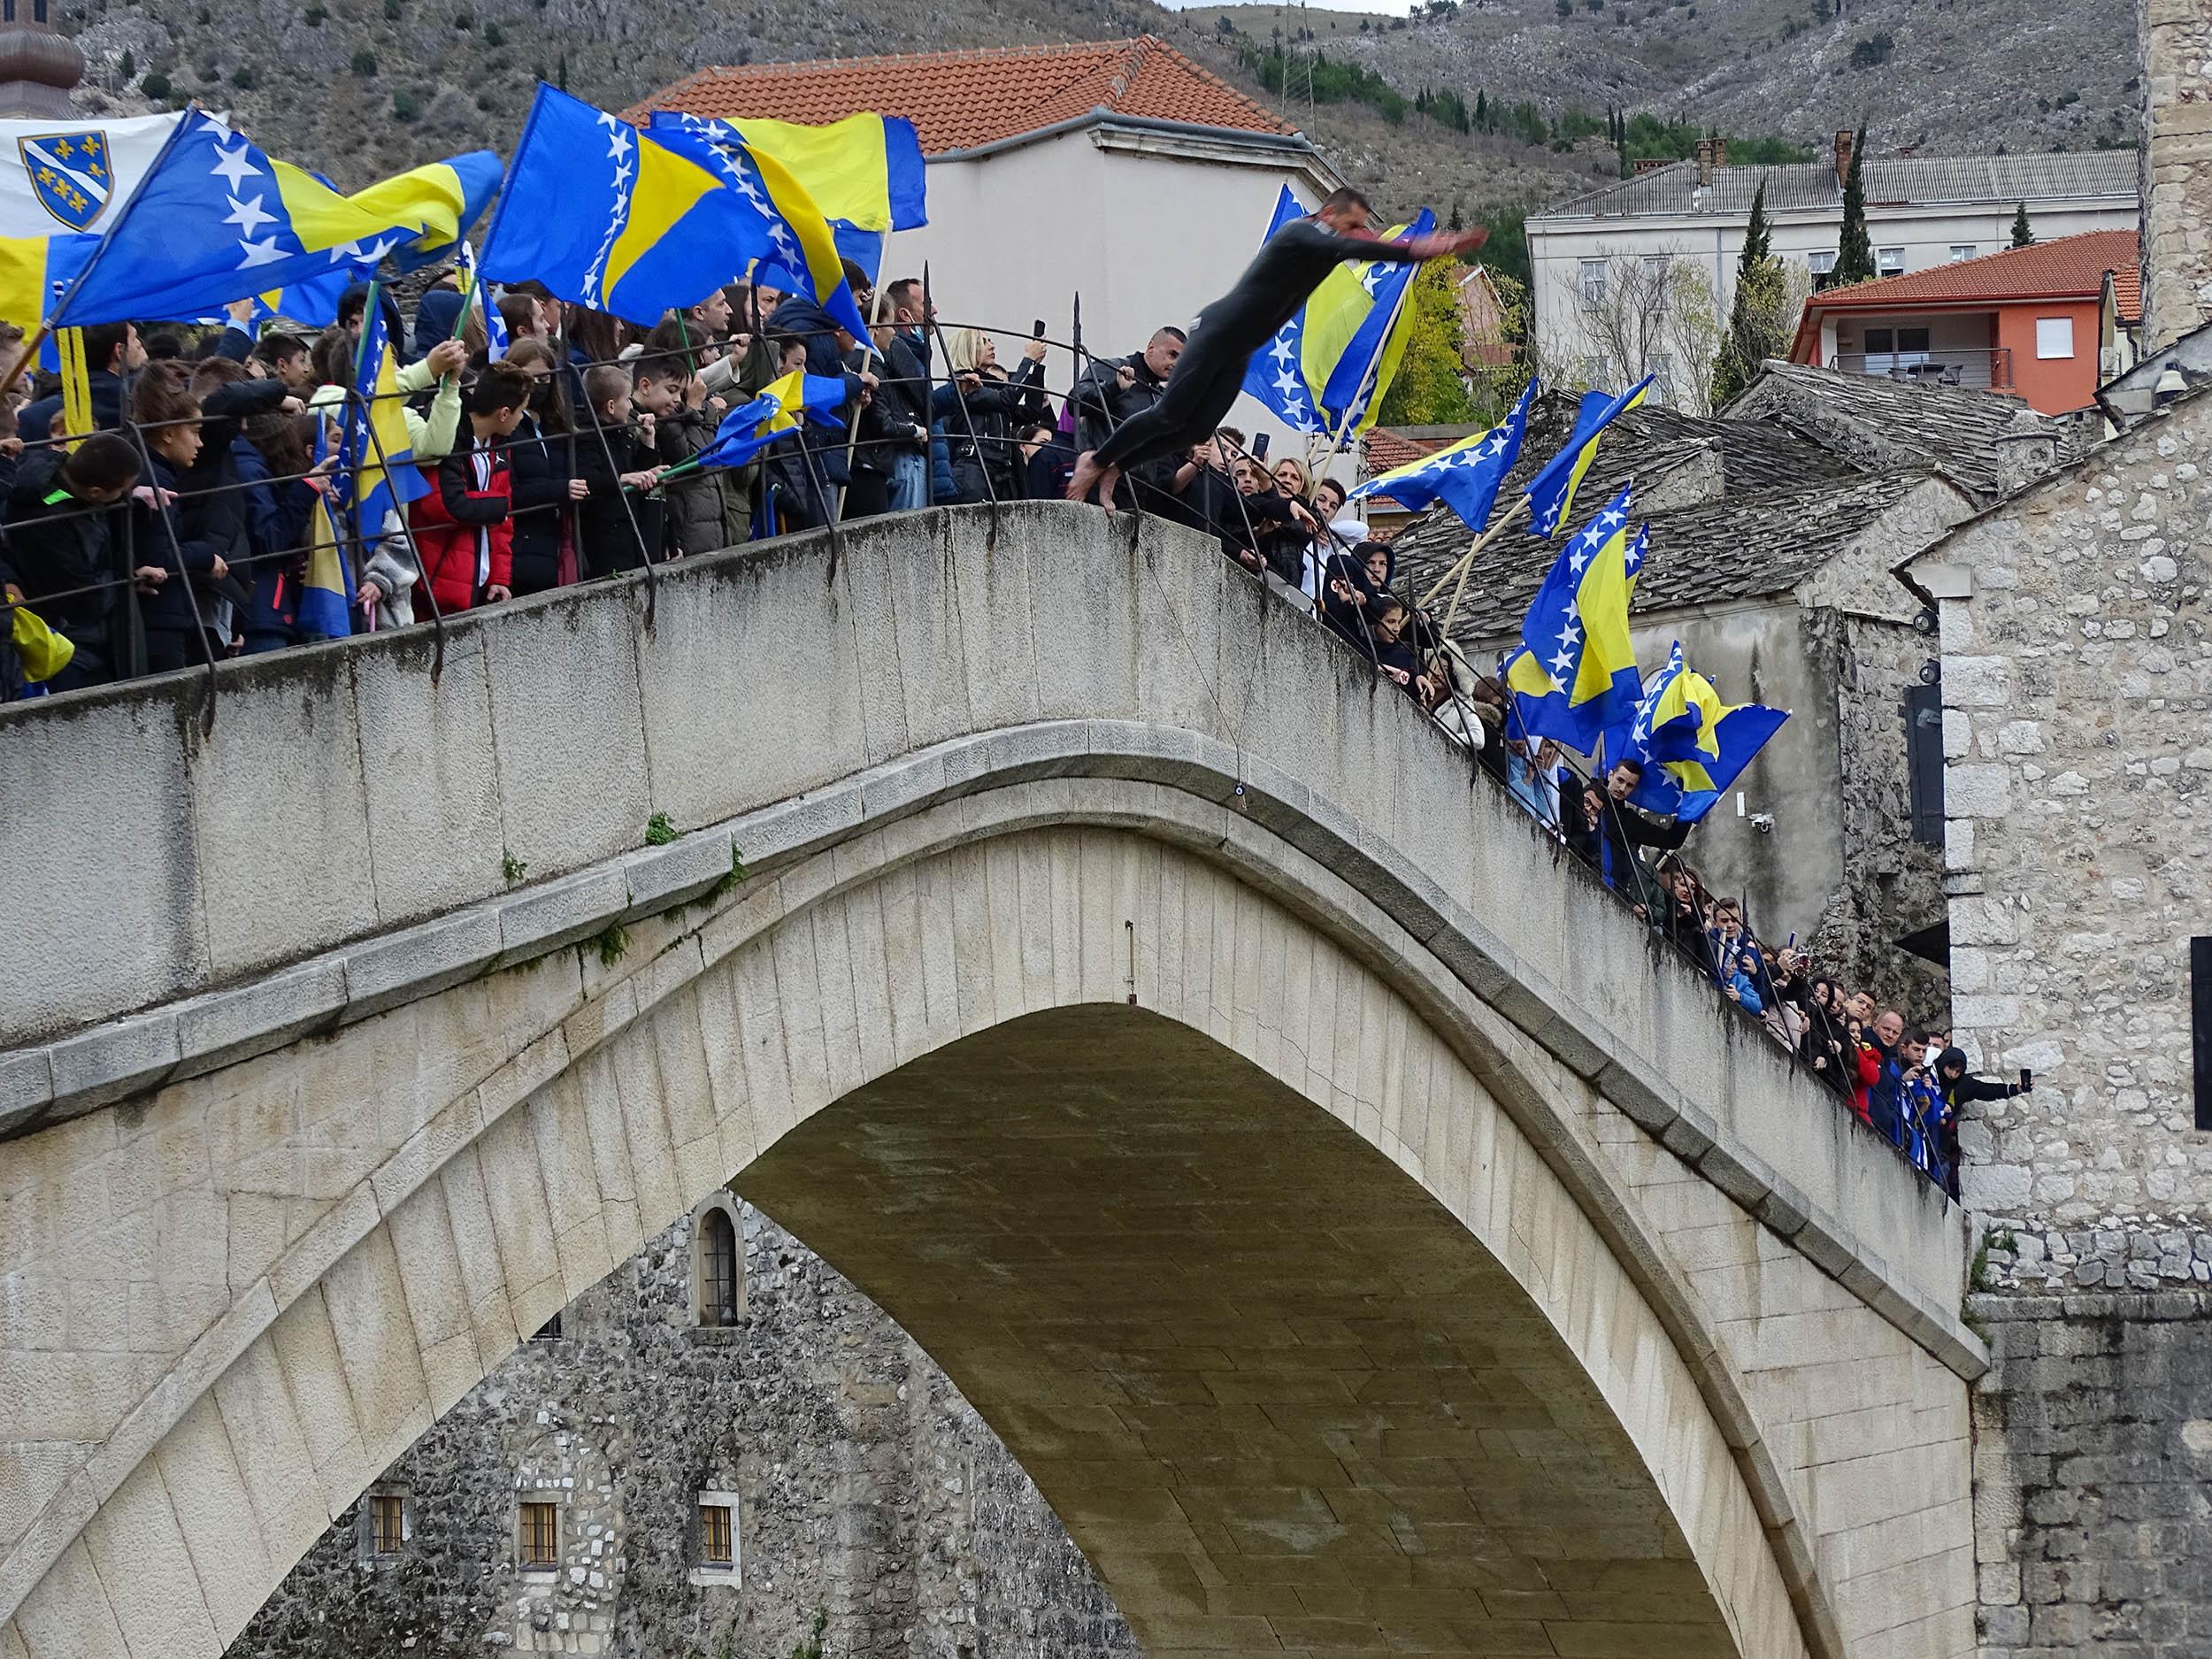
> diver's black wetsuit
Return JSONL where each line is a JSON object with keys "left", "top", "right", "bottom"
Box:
{"left": 1090, "top": 220, "right": 1436, "bottom": 472}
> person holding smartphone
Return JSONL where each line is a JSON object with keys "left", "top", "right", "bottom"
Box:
{"left": 1932, "top": 1047, "right": 2032, "bottom": 1199}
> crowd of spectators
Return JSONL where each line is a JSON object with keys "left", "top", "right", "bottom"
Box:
{"left": 0, "top": 264, "right": 2007, "bottom": 1198}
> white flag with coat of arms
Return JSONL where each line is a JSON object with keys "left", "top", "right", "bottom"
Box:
{"left": 0, "top": 111, "right": 191, "bottom": 235}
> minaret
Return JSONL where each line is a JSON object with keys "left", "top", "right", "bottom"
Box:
{"left": 0, "top": 0, "right": 83, "bottom": 119}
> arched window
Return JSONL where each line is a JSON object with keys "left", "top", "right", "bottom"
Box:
{"left": 697, "top": 1205, "right": 740, "bottom": 1327}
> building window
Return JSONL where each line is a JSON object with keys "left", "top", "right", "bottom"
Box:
{"left": 700, "top": 1503, "right": 733, "bottom": 1566}
{"left": 688, "top": 1489, "right": 742, "bottom": 1587}
{"left": 372, "top": 1494, "right": 405, "bottom": 1555}
{"left": 1642, "top": 254, "right": 1670, "bottom": 312}
{"left": 519, "top": 1502, "right": 558, "bottom": 1570}
{"left": 691, "top": 1196, "right": 746, "bottom": 1330}
{"left": 1579, "top": 259, "right": 1608, "bottom": 306}
{"left": 530, "top": 1312, "right": 562, "bottom": 1341}
{"left": 1646, "top": 352, "right": 1673, "bottom": 404}
{"left": 2035, "top": 317, "right": 2076, "bottom": 359}
{"left": 1877, "top": 247, "right": 1906, "bottom": 276}
{"left": 1808, "top": 250, "right": 1836, "bottom": 277}
{"left": 1864, "top": 326, "right": 1932, "bottom": 374}
{"left": 1948, "top": 244, "right": 1977, "bottom": 263}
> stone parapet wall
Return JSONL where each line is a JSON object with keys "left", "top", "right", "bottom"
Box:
{"left": 223, "top": 1201, "right": 1131, "bottom": 1659}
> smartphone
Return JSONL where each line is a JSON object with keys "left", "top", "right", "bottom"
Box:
{"left": 1252, "top": 432, "right": 1271, "bottom": 460}
{"left": 1032, "top": 319, "right": 1047, "bottom": 339}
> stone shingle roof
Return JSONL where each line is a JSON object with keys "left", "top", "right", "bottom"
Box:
{"left": 1532, "top": 150, "right": 2138, "bottom": 221}
{"left": 1805, "top": 230, "right": 2143, "bottom": 322}
{"left": 1717, "top": 360, "right": 2062, "bottom": 503}
{"left": 635, "top": 36, "right": 1294, "bottom": 155}
{"left": 1394, "top": 471, "right": 1937, "bottom": 647}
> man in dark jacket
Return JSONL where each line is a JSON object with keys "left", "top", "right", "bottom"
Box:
{"left": 4, "top": 431, "right": 143, "bottom": 688}
{"left": 17, "top": 322, "right": 144, "bottom": 442}
{"left": 1071, "top": 327, "right": 1185, "bottom": 514}
{"left": 879, "top": 278, "right": 933, "bottom": 512}
{"left": 1585, "top": 758, "right": 1689, "bottom": 910}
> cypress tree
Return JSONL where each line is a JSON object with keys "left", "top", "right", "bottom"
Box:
{"left": 2010, "top": 202, "right": 2035, "bottom": 248}
{"left": 1831, "top": 122, "right": 1875, "bottom": 286}
{"left": 1712, "top": 181, "right": 1788, "bottom": 408}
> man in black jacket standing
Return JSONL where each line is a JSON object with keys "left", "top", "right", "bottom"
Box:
{"left": 880, "top": 278, "right": 934, "bottom": 512}
{"left": 1071, "top": 326, "right": 1183, "bottom": 513}
{"left": 16, "top": 322, "right": 145, "bottom": 443}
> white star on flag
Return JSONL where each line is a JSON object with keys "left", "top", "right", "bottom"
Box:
{"left": 224, "top": 193, "right": 276, "bottom": 237}
{"left": 210, "top": 142, "right": 261, "bottom": 191}
{"left": 235, "top": 236, "right": 287, "bottom": 268}
{"left": 607, "top": 127, "right": 634, "bottom": 161}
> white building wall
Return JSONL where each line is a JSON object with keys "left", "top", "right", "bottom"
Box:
{"left": 879, "top": 129, "right": 1336, "bottom": 465}
{"left": 1529, "top": 194, "right": 2139, "bottom": 405}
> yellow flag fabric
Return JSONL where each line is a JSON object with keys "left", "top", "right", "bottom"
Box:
{"left": 10, "top": 603, "right": 74, "bottom": 681}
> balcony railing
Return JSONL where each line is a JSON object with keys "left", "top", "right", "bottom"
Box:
{"left": 1827, "top": 348, "right": 2015, "bottom": 391}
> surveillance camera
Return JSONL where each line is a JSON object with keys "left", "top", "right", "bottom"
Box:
{"left": 1748, "top": 812, "right": 1776, "bottom": 834}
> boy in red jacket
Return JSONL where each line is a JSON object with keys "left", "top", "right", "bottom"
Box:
{"left": 412, "top": 362, "right": 534, "bottom": 613}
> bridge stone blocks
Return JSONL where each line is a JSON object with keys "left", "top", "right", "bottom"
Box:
{"left": 0, "top": 506, "right": 1980, "bottom": 1657}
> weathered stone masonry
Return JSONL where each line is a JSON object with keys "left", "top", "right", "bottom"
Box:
{"left": 224, "top": 1201, "right": 1134, "bottom": 1659}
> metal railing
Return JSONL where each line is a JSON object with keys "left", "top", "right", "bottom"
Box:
{"left": 1827, "top": 347, "right": 2014, "bottom": 391}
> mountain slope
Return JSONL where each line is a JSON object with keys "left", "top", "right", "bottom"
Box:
{"left": 56, "top": 0, "right": 2135, "bottom": 215}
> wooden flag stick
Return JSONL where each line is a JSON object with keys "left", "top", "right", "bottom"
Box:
{"left": 1417, "top": 491, "right": 1530, "bottom": 611}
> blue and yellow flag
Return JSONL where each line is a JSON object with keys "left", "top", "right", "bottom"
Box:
{"left": 296, "top": 420, "right": 355, "bottom": 641}
{"left": 1608, "top": 642, "right": 1790, "bottom": 822}
{"left": 1349, "top": 378, "right": 1533, "bottom": 533}
{"left": 50, "top": 112, "right": 498, "bottom": 327}
{"left": 645, "top": 111, "right": 925, "bottom": 280}
{"left": 339, "top": 288, "right": 430, "bottom": 546}
{"left": 1502, "top": 484, "right": 1640, "bottom": 752}
{"left": 1521, "top": 375, "right": 1652, "bottom": 537}
{"left": 688, "top": 371, "right": 847, "bottom": 471}
{"left": 1240, "top": 185, "right": 1432, "bottom": 442}
{"left": 485, "top": 85, "right": 870, "bottom": 337}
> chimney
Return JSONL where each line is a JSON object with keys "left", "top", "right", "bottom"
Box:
{"left": 2139, "top": 0, "right": 2212, "bottom": 351}
{"left": 1694, "top": 138, "right": 1714, "bottom": 188}
{"left": 1709, "top": 136, "right": 1727, "bottom": 170}
{"left": 1833, "top": 128, "right": 1854, "bottom": 187}
{"left": 1633, "top": 157, "right": 1671, "bottom": 175}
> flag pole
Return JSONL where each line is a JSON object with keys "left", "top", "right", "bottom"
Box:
{"left": 1311, "top": 246, "right": 1422, "bottom": 480}
{"left": 1417, "top": 492, "right": 1530, "bottom": 611}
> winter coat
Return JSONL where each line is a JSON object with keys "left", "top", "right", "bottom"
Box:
{"left": 931, "top": 359, "right": 1047, "bottom": 505}
{"left": 501, "top": 412, "right": 572, "bottom": 595}
{"left": 411, "top": 437, "right": 512, "bottom": 612}
{"left": 232, "top": 434, "right": 320, "bottom": 645}
{"left": 131, "top": 448, "right": 244, "bottom": 642}
{"left": 18, "top": 369, "right": 124, "bottom": 443}
{"left": 572, "top": 416, "right": 664, "bottom": 576}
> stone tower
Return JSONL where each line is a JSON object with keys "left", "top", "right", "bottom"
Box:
{"left": 0, "top": 0, "right": 81, "bottom": 118}
{"left": 2139, "top": 0, "right": 2212, "bottom": 350}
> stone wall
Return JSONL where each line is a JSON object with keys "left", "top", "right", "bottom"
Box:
{"left": 1969, "top": 1289, "right": 2212, "bottom": 1657}
{"left": 1916, "top": 388, "right": 2212, "bottom": 1288}
{"left": 223, "top": 1200, "right": 1134, "bottom": 1659}
{"left": 2139, "top": 0, "right": 2212, "bottom": 353}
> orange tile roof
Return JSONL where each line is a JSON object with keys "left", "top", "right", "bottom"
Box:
{"left": 634, "top": 36, "right": 1294, "bottom": 155}
{"left": 1807, "top": 230, "right": 2143, "bottom": 323}
{"left": 1362, "top": 429, "right": 1444, "bottom": 478}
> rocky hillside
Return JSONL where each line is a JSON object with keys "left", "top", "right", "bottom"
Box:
{"left": 56, "top": 0, "right": 2134, "bottom": 211}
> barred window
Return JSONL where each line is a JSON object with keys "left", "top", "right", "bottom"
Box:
{"left": 699, "top": 1503, "right": 733, "bottom": 1567}
{"left": 519, "top": 1502, "right": 558, "bottom": 1568}
{"left": 372, "top": 1493, "right": 404, "bottom": 1555}
{"left": 698, "top": 1207, "right": 740, "bottom": 1327}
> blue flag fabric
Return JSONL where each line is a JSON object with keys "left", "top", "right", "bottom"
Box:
{"left": 1348, "top": 378, "right": 1532, "bottom": 534}
{"left": 50, "top": 111, "right": 498, "bottom": 327}
{"left": 1608, "top": 642, "right": 1790, "bottom": 823}
{"left": 339, "top": 293, "right": 430, "bottom": 548}
{"left": 690, "top": 371, "right": 848, "bottom": 471}
{"left": 1500, "top": 484, "right": 1640, "bottom": 753}
{"left": 296, "top": 419, "right": 355, "bottom": 641}
{"left": 1521, "top": 375, "right": 1653, "bottom": 537}
{"left": 484, "top": 87, "right": 870, "bottom": 335}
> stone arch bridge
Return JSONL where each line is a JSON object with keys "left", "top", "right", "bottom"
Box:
{"left": 0, "top": 504, "right": 1982, "bottom": 1659}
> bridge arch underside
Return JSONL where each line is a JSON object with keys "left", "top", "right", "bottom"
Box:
{"left": 742, "top": 1005, "right": 1742, "bottom": 1659}
{"left": 0, "top": 795, "right": 1972, "bottom": 1659}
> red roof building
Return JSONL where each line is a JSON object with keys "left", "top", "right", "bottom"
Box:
{"left": 636, "top": 37, "right": 1293, "bottom": 156}
{"left": 1791, "top": 230, "right": 2144, "bottom": 415}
